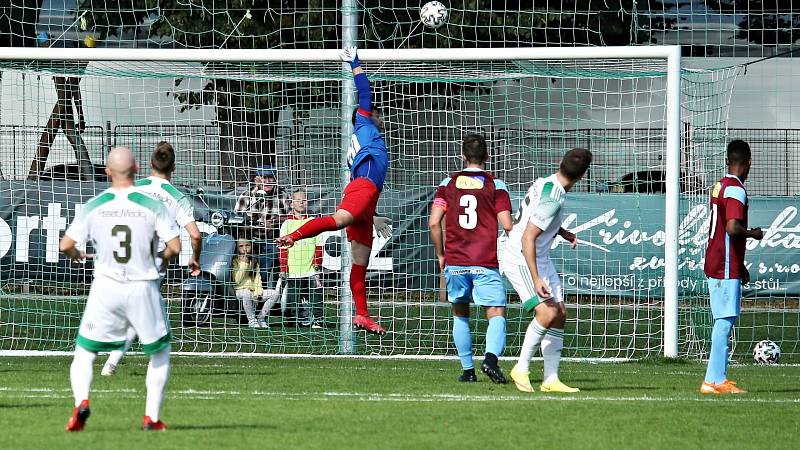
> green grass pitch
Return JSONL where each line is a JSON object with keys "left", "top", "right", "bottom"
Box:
{"left": 0, "top": 356, "right": 798, "bottom": 449}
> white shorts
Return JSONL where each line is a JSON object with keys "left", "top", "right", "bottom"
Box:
{"left": 500, "top": 258, "right": 563, "bottom": 311}
{"left": 76, "top": 276, "right": 171, "bottom": 355}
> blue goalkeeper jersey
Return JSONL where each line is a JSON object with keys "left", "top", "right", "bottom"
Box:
{"left": 346, "top": 70, "right": 389, "bottom": 192}
{"left": 348, "top": 112, "right": 389, "bottom": 191}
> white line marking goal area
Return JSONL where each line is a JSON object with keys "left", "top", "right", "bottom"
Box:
{"left": 0, "top": 387, "right": 797, "bottom": 404}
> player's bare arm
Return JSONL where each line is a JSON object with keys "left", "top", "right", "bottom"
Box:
{"left": 185, "top": 221, "right": 202, "bottom": 275}
{"left": 160, "top": 236, "right": 181, "bottom": 272}
{"left": 429, "top": 205, "right": 446, "bottom": 271}
{"left": 521, "top": 222, "right": 551, "bottom": 298}
{"left": 59, "top": 235, "right": 87, "bottom": 262}
{"left": 497, "top": 210, "right": 512, "bottom": 233}
{"left": 725, "top": 219, "right": 763, "bottom": 240}
{"left": 558, "top": 227, "right": 578, "bottom": 248}
{"left": 724, "top": 219, "right": 763, "bottom": 284}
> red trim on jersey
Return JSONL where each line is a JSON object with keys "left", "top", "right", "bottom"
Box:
{"left": 313, "top": 245, "right": 323, "bottom": 268}
{"left": 357, "top": 107, "right": 372, "bottom": 117}
{"left": 279, "top": 247, "right": 288, "bottom": 274}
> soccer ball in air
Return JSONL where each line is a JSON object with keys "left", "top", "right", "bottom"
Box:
{"left": 753, "top": 339, "right": 781, "bottom": 364}
{"left": 420, "top": 1, "right": 448, "bottom": 29}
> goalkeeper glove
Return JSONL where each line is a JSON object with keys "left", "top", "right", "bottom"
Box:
{"left": 339, "top": 46, "right": 360, "bottom": 70}
{"left": 373, "top": 216, "right": 392, "bottom": 239}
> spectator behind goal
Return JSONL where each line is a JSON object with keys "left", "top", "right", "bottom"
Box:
{"left": 234, "top": 165, "right": 290, "bottom": 288}
{"left": 279, "top": 189, "right": 324, "bottom": 328}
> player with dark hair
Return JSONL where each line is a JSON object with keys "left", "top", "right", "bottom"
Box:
{"left": 429, "top": 134, "right": 513, "bottom": 383}
{"left": 100, "top": 141, "right": 202, "bottom": 377}
{"left": 61, "top": 147, "right": 178, "bottom": 431}
{"left": 502, "top": 147, "right": 592, "bottom": 393}
{"left": 276, "top": 46, "right": 391, "bottom": 335}
{"left": 700, "top": 139, "right": 763, "bottom": 394}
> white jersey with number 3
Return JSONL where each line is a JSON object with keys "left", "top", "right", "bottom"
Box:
{"left": 65, "top": 186, "right": 180, "bottom": 281}
{"left": 503, "top": 173, "right": 566, "bottom": 266}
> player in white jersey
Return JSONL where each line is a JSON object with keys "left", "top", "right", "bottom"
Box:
{"left": 61, "top": 147, "right": 180, "bottom": 432}
{"left": 101, "top": 142, "right": 202, "bottom": 377}
{"left": 500, "top": 148, "right": 592, "bottom": 393}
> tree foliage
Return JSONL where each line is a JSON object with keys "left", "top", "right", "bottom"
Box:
{"left": 706, "top": 1, "right": 800, "bottom": 46}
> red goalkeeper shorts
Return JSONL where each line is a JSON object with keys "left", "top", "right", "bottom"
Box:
{"left": 338, "top": 177, "right": 380, "bottom": 247}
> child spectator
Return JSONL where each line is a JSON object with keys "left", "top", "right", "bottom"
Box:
{"left": 279, "top": 189, "right": 324, "bottom": 328}
{"left": 232, "top": 237, "right": 266, "bottom": 328}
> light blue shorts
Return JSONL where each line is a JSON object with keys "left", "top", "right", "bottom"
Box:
{"left": 707, "top": 277, "right": 741, "bottom": 319}
{"left": 445, "top": 266, "right": 506, "bottom": 307}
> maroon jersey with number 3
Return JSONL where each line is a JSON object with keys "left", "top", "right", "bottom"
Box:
{"left": 433, "top": 168, "right": 512, "bottom": 268}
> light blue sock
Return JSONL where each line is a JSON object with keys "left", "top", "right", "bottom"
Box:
{"left": 704, "top": 317, "right": 736, "bottom": 384}
{"left": 485, "top": 316, "right": 507, "bottom": 357}
{"left": 453, "top": 316, "right": 473, "bottom": 370}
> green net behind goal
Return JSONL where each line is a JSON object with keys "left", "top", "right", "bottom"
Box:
{"left": 0, "top": 54, "right": 754, "bottom": 360}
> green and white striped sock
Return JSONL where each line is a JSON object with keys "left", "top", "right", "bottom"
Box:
{"left": 542, "top": 328, "right": 565, "bottom": 384}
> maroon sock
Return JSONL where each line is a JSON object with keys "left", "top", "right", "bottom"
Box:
{"left": 350, "top": 263, "right": 368, "bottom": 317}
{"left": 289, "top": 216, "right": 338, "bottom": 241}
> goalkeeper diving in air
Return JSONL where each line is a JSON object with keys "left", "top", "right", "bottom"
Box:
{"left": 276, "top": 46, "right": 391, "bottom": 335}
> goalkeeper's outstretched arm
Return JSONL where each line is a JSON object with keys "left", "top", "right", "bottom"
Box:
{"left": 341, "top": 46, "right": 372, "bottom": 114}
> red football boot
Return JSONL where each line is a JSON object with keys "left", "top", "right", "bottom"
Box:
{"left": 352, "top": 315, "right": 386, "bottom": 335}
{"left": 142, "top": 415, "right": 168, "bottom": 431}
{"left": 66, "top": 399, "right": 91, "bottom": 432}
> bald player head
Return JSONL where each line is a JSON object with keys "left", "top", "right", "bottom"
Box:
{"left": 105, "top": 146, "right": 138, "bottom": 187}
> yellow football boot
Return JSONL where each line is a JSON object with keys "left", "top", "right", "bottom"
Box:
{"left": 509, "top": 364, "right": 535, "bottom": 393}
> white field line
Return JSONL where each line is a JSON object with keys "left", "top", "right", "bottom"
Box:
{"left": 3, "top": 351, "right": 800, "bottom": 371}
{"left": 0, "top": 387, "right": 798, "bottom": 404}
{"left": 0, "top": 350, "right": 630, "bottom": 362}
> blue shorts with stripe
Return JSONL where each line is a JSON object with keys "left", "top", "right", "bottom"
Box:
{"left": 707, "top": 277, "right": 741, "bottom": 319}
{"left": 444, "top": 265, "right": 506, "bottom": 307}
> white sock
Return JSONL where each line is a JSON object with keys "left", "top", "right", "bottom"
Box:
{"left": 70, "top": 346, "right": 96, "bottom": 407}
{"left": 145, "top": 346, "right": 170, "bottom": 421}
{"left": 106, "top": 327, "right": 137, "bottom": 367}
{"left": 542, "top": 328, "right": 564, "bottom": 384}
{"left": 238, "top": 290, "right": 257, "bottom": 323}
{"left": 517, "top": 319, "right": 547, "bottom": 372}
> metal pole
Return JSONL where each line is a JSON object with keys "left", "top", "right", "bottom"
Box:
{"left": 663, "top": 46, "right": 681, "bottom": 358}
{"left": 338, "top": 0, "right": 358, "bottom": 354}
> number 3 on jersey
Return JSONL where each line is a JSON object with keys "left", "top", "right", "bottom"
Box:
{"left": 459, "top": 194, "right": 478, "bottom": 229}
{"left": 112, "top": 224, "right": 132, "bottom": 264}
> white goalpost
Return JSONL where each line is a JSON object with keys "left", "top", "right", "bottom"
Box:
{"left": 0, "top": 44, "right": 731, "bottom": 360}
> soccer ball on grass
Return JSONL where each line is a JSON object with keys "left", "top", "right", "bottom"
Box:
{"left": 420, "top": 1, "right": 448, "bottom": 29}
{"left": 752, "top": 339, "right": 780, "bottom": 364}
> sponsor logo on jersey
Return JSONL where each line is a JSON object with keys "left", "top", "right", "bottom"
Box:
{"left": 98, "top": 209, "right": 146, "bottom": 218}
{"left": 455, "top": 175, "right": 484, "bottom": 190}
{"left": 711, "top": 182, "right": 721, "bottom": 198}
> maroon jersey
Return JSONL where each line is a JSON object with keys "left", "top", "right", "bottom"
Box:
{"left": 704, "top": 174, "right": 748, "bottom": 279}
{"left": 433, "top": 168, "right": 512, "bottom": 268}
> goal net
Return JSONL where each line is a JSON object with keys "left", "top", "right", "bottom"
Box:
{"left": 0, "top": 48, "right": 745, "bottom": 359}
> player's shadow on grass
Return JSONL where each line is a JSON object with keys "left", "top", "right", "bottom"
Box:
{"left": 170, "top": 424, "right": 274, "bottom": 431}
{"left": 752, "top": 388, "right": 800, "bottom": 393}
{"left": 0, "top": 403, "right": 52, "bottom": 409}
{"left": 580, "top": 386, "right": 660, "bottom": 392}
{"left": 177, "top": 371, "right": 276, "bottom": 377}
